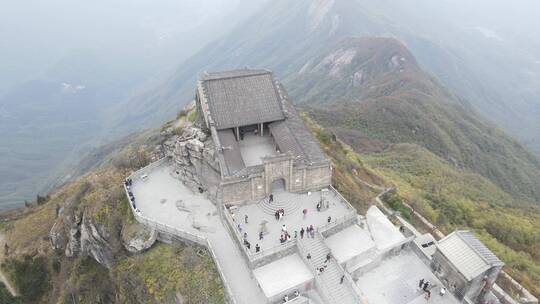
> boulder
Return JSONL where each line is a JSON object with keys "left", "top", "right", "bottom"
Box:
{"left": 121, "top": 223, "right": 158, "bottom": 254}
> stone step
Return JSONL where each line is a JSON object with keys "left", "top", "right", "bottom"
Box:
{"left": 257, "top": 197, "right": 302, "bottom": 216}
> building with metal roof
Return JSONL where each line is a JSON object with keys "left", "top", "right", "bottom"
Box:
{"left": 431, "top": 230, "right": 504, "bottom": 303}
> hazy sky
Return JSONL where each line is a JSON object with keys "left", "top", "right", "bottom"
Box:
{"left": 0, "top": 0, "right": 247, "bottom": 90}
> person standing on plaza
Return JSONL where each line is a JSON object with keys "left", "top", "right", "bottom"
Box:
{"left": 300, "top": 227, "right": 305, "bottom": 239}
{"left": 245, "top": 214, "right": 248, "bottom": 224}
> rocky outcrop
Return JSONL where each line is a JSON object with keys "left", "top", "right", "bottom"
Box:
{"left": 164, "top": 127, "right": 221, "bottom": 202}
{"left": 51, "top": 207, "right": 116, "bottom": 268}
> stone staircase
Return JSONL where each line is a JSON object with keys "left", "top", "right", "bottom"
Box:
{"left": 257, "top": 196, "right": 301, "bottom": 216}
{"left": 298, "top": 234, "right": 359, "bottom": 304}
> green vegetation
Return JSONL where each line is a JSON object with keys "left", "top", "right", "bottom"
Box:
{"left": 0, "top": 282, "right": 20, "bottom": 304}
{"left": 380, "top": 191, "right": 411, "bottom": 221}
{"left": 1, "top": 255, "right": 49, "bottom": 303}
{"left": 299, "top": 38, "right": 540, "bottom": 204}
{"left": 59, "top": 257, "right": 114, "bottom": 304}
{"left": 361, "top": 143, "right": 540, "bottom": 296}
{"left": 114, "top": 243, "right": 224, "bottom": 303}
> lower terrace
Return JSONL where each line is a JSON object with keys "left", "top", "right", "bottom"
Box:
{"left": 223, "top": 187, "right": 357, "bottom": 262}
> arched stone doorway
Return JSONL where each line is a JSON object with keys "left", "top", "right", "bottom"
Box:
{"left": 271, "top": 178, "right": 286, "bottom": 193}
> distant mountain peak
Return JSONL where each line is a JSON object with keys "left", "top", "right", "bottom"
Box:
{"left": 307, "top": 0, "right": 336, "bottom": 32}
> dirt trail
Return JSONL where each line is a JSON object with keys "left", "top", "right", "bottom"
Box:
{"left": 0, "top": 233, "right": 18, "bottom": 297}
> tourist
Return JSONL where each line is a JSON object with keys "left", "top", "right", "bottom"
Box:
{"left": 246, "top": 242, "right": 251, "bottom": 250}
{"left": 256, "top": 244, "right": 260, "bottom": 253}
{"left": 282, "top": 224, "right": 287, "bottom": 233}
{"left": 316, "top": 202, "right": 321, "bottom": 212}
{"left": 283, "top": 294, "right": 288, "bottom": 302}
{"left": 294, "top": 290, "right": 299, "bottom": 297}
{"left": 269, "top": 194, "right": 274, "bottom": 203}
{"left": 307, "top": 253, "right": 311, "bottom": 260}
{"left": 243, "top": 232, "right": 248, "bottom": 240}
{"left": 259, "top": 231, "right": 264, "bottom": 240}
{"left": 340, "top": 275, "right": 345, "bottom": 284}
{"left": 302, "top": 208, "right": 307, "bottom": 219}
{"left": 319, "top": 267, "right": 325, "bottom": 274}
{"left": 280, "top": 235, "right": 285, "bottom": 244}
{"left": 244, "top": 214, "right": 248, "bottom": 224}
{"left": 423, "top": 281, "right": 429, "bottom": 291}
{"left": 275, "top": 210, "right": 279, "bottom": 220}
{"left": 326, "top": 253, "right": 331, "bottom": 263}
{"left": 327, "top": 216, "right": 331, "bottom": 223}
{"left": 425, "top": 290, "right": 431, "bottom": 300}
{"left": 300, "top": 228, "right": 305, "bottom": 239}
{"left": 286, "top": 234, "right": 291, "bottom": 241}
{"left": 419, "top": 278, "right": 424, "bottom": 289}
{"left": 238, "top": 223, "right": 242, "bottom": 232}
{"left": 294, "top": 230, "right": 298, "bottom": 238}
{"left": 231, "top": 212, "right": 235, "bottom": 222}
{"left": 440, "top": 287, "right": 446, "bottom": 296}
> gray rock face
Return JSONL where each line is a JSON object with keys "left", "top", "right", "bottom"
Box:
{"left": 80, "top": 212, "right": 115, "bottom": 268}
{"left": 167, "top": 126, "right": 221, "bottom": 202}
{"left": 49, "top": 207, "right": 116, "bottom": 268}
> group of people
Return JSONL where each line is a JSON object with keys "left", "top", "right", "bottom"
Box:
{"left": 300, "top": 225, "right": 316, "bottom": 239}
{"left": 280, "top": 224, "right": 291, "bottom": 243}
{"left": 419, "top": 278, "right": 446, "bottom": 300}
{"left": 274, "top": 208, "right": 285, "bottom": 220}
{"left": 124, "top": 178, "right": 140, "bottom": 213}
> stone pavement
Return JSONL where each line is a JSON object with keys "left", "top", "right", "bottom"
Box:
{"left": 129, "top": 163, "right": 266, "bottom": 304}
{"left": 355, "top": 250, "right": 461, "bottom": 304}
{"left": 232, "top": 189, "right": 353, "bottom": 252}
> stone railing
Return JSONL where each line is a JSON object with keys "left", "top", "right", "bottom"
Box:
{"left": 205, "top": 239, "right": 238, "bottom": 304}
{"left": 122, "top": 171, "right": 237, "bottom": 304}
{"left": 222, "top": 204, "right": 297, "bottom": 269}
{"left": 329, "top": 186, "right": 357, "bottom": 212}
{"left": 317, "top": 211, "right": 358, "bottom": 237}
{"left": 128, "top": 157, "right": 170, "bottom": 180}
{"left": 296, "top": 236, "right": 336, "bottom": 304}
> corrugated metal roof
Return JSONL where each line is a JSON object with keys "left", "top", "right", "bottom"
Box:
{"left": 201, "top": 69, "right": 285, "bottom": 129}
{"left": 437, "top": 231, "right": 503, "bottom": 280}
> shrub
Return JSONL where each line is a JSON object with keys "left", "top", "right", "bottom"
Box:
{"left": 2, "top": 255, "right": 49, "bottom": 303}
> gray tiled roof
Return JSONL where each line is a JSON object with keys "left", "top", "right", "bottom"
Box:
{"left": 217, "top": 129, "right": 245, "bottom": 176}
{"left": 201, "top": 69, "right": 285, "bottom": 129}
{"left": 269, "top": 91, "right": 328, "bottom": 165}
{"left": 437, "top": 230, "right": 503, "bottom": 281}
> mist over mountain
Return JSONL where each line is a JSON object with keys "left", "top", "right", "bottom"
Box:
{"left": 111, "top": 0, "right": 540, "bottom": 203}
{"left": 0, "top": 0, "right": 267, "bottom": 209}
{"left": 1, "top": 0, "right": 539, "bottom": 209}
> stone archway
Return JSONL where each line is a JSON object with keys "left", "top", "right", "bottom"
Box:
{"left": 271, "top": 178, "right": 286, "bottom": 193}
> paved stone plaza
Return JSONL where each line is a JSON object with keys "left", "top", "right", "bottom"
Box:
{"left": 229, "top": 189, "right": 354, "bottom": 252}
{"left": 355, "top": 250, "right": 461, "bottom": 304}
{"left": 129, "top": 162, "right": 267, "bottom": 304}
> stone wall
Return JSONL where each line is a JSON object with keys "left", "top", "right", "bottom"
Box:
{"left": 431, "top": 249, "right": 469, "bottom": 299}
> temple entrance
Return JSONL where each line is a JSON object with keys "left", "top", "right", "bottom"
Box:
{"left": 271, "top": 178, "right": 286, "bottom": 193}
